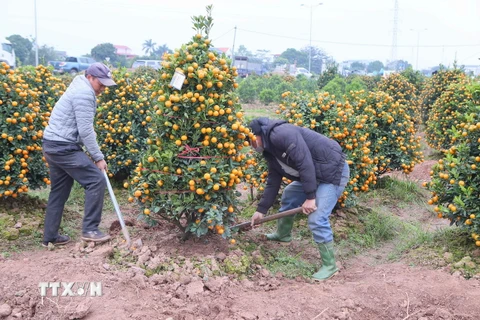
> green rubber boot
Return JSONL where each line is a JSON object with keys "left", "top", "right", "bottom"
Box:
{"left": 265, "top": 215, "right": 295, "bottom": 242}
{"left": 312, "top": 241, "right": 339, "bottom": 281}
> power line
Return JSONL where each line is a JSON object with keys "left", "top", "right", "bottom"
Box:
{"left": 237, "top": 28, "right": 480, "bottom": 48}
{"left": 212, "top": 28, "right": 235, "bottom": 42}
{"left": 459, "top": 51, "right": 480, "bottom": 64}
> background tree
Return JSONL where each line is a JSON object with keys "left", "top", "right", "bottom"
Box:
{"left": 154, "top": 44, "right": 172, "bottom": 57}
{"left": 246, "top": 56, "right": 263, "bottom": 64}
{"left": 273, "top": 57, "right": 289, "bottom": 68}
{"left": 142, "top": 39, "right": 156, "bottom": 56}
{"left": 248, "top": 49, "right": 270, "bottom": 65}
{"left": 6, "top": 34, "right": 32, "bottom": 66}
{"left": 233, "top": 45, "right": 265, "bottom": 64}
{"left": 367, "top": 60, "right": 384, "bottom": 73}
{"left": 254, "top": 49, "right": 270, "bottom": 60}
{"left": 301, "top": 46, "right": 327, "bottom": 74}
{"left": 235, "top": 45, "right": 251, "bottom": 57}
{"left": 116, "top": 56, "right": 130, "bottom": 68}
{"left": 350, "top": 61, "right": 366, "bottom": 72}
{"left": 400, "top": 66, "right": 426, "bottom": 93}
{"left": 397, "top": 60, "right": 411, "bottom": 70}
{"left": 317, "top": 61, "right": 338, "bottom": 89}
{"left": 91, "top": 43, "right": 117, "bottom": 63}
{"left": 35, "top": 45, "right": 59, "bottom": 65}
{"left": 345, "top": 76, "right": 367, "bottom": 94}
{"left": 280, "top": 48, "right": 308, "bottom": 67}
{"left": 322, "top": 76, "right": 347, "bottom": 98}
{"left": 386, "top": 60, "right": 411, "bottom": 71}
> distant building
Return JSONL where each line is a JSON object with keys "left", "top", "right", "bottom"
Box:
{"left": 114, "top": 45, "right": 136, "bottom": 59}
{"left": 253, "top": 50, "right": 275, "bottom": 63}
{"left": 462, "top": 65, "right": 480, "bottom": 76}
{"left": 213, "top": 47, "right": 232, "bottom": 58}
{"left": 422, "top": 65, "right": 480, "bottom": 77}
{"left": 382, "top": 70, "right": 398, "bottom": 77}
{"left": 421, "top": 66, "right": 441, "bottom": 77}
{"left": 339, "top": 59, "right": 375, "bottom": 76}
{"left": 385, "top": 60, "right": 410, "bottom": 71}
{"left": 271, "top": 64, "right": 312, "bottom": 78}
{"left": 272, "top": 64, "right": 295, "bottom": 76}
{"left": 233, "top": 56, "right": 266, "bottom": 77}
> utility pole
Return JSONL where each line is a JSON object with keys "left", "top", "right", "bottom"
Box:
{"left": 391, "top": 0, "right": 399, "bottom": 69}
{"left": 231, "top": 26, "right": 237, "bottom": 67}
{"left": 301, "top": 3, "right": 323, "bottom": 73}
{"left": 410, "top": 28, "right": 427, "bottom": 70}
{"left": 441, "top": 45, "right": 445, "bottom": 65}
{"left": 34, "top": 0, "right": 39, "bottom": 66}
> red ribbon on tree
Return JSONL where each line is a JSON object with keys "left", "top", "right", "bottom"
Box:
{"left": 177, "top": 144, "right": 201, "bottom": 158}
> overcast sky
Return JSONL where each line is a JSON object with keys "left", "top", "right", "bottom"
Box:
{"left": 2, "top": 0, "right": 479, "bottom": 70}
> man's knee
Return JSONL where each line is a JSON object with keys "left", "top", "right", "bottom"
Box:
{"left": 87, "top": 171, "right": 106, "bottom": 190}
{"left": 97, "top": 173, "right": 106, "bottom": 188}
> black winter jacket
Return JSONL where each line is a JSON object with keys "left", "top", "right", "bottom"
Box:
{"left": 254, "top": 119, "right": 347, "bottom": 214}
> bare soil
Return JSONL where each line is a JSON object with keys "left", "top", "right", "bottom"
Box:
{"left": 1, "top": 161, "right": 480, "bottom": 320}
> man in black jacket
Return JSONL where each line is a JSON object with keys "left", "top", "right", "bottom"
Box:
{"left": 249, "top": 117, "right": 350, "bottom": 280}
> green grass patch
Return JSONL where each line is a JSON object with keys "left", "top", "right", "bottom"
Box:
{"left": 108, "top": 247, "right": 137, "bottom": 271}
{"left": 235, "top": 200, "right": 257, "bottom": 221}
{"left": 237, "top": 239, "right": 261, "bottom": 254}
{"left": 65, "top": 181, "right": 86, "bottom": 208}
{"left": 264, "top": 248, "right": 317, "bottom": 279}
{"left": 58, "top": 209, "right": 83, "bottom": 239}
{"left": 367, "top": 176, "right": 427, "bottom": 204}
{"left": 0, "top": 193, "right": 47, "bottom": 248}
{"left": 243, "top": 105, "right": 278, "bottom": 120}
{"left": 394, "top": 227, "right": 480, "bottom": 278}
{"left": 244, "top": 108, "right": 275, "bottom": 119}
{"left": 232, "top": 174, "right": 478, "bottom": 279}
{"left": 336, "top": 209, "right": 402, "bottom": 258}
{"left": 387, "top": 221, "right": 434, "bottom": 260}
{"left": 28, "top": 188, "right": 50, "bottom": 202}
{"left": 398, "top": 227, "right": 476, "bottom": 261}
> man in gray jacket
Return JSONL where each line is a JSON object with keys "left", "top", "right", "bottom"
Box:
{"left": 42, "top": 63, "right": 116, "bottom": 247}
{"left": 249, "top": 117, "right": 350, "bottom": 280}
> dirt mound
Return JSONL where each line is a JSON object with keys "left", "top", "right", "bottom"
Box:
{"left": 1, "top": 234, "right": 479, "bottom": 320}
{"left": 2, "top": 152, "right": 479, "bottom": 320}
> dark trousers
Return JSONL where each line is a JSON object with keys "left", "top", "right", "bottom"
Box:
{"left": 43, "top": 150, "right": 106, "bottom": 242}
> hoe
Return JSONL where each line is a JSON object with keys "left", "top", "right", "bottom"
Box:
{"left": 231, "top": 207, "right": 303, "bottom": 231}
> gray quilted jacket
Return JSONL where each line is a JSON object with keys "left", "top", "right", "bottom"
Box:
{"left": 43, "top": 75, "right": 104, "bottom": 162}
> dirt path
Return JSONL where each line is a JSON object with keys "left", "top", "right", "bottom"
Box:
{"left": 1, "top": 236, "right": 479, "bottom": 320}
{"left": 1, "top": 161, "right": 480, "bottom": 320}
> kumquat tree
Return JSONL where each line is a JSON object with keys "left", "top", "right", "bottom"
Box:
{"left": 273, "top": 84, "right": 423, "bottom": 207}
{"left": 425, "top": 82, "right": 480, "bottom": 246}
{"left": 419, "top": 67, "right": 466, "bottom": 123}
{"left": 127, "top": 6, "right": 253, "bottom": 239}
{"left": 0, "top": 63, "right": 65, "bottom": 198}
{"left": 425, "top": 78, "right": 472, "bottom": 151}
{"left": 95, "top": 68, "right": 155, "bottom": 180}
{"left": 275, "top": 90, "right": 377, "bottom": 207}
{"left": 348, "top": 90, "right": 424, "bottom": 176}
{"left": 377, "top": 73, "right": 421, "bottom": 127}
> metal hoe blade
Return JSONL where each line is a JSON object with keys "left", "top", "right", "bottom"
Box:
{"left": 104, "top": 171, "right": 131, "bottom": 246}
